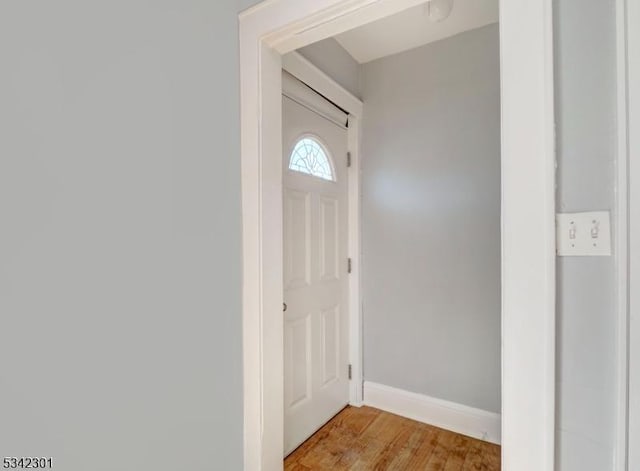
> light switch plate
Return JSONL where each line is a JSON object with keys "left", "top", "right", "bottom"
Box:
{"left": 556, "top": 211, "right": 611, "bottom": 256}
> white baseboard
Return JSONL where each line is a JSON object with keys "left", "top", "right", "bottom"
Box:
{"left": 363, "top": 381, "right": 501, "bottom": 445}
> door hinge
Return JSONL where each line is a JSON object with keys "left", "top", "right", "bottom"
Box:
{"left": 348, "top": 364, "right": 352, "bottom": 380}
{"left": 347, "top": 152, "right": 352, "bottom": 168}
{"left": 347, "top": 258, "right": 352, "bottom": 274}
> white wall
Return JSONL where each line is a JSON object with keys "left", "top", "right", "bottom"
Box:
{"left": 0, "top": 1, "right": 243, "bottom": 469}
{"left": 298, "top": 38, "right": 362, "bottom": 98}
{"left": 360, "top": 24, "right": 501, "bottom": 413}
{"left": 554, "top": 0, "right": 619, "bottom": 469}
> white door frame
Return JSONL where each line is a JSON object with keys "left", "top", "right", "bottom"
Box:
{"left": 239, "top": 1, "right": 556, "bottom": 470}
{"left": 627, "top": 0, "right": 640, "bottom": 468}
{"left": 615, "top": 1, "right": 631, "bottom": 470}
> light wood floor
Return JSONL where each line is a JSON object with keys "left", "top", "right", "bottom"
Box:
{"left": 284, "top": 406, "right": 500, "bottom": 471}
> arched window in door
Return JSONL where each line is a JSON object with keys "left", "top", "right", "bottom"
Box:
{"left": 288, "top": 137, "right": 335, "bottom": 181}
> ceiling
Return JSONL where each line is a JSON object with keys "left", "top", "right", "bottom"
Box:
{"left": 334, "top": 0, "right": 499, "bottom": 64}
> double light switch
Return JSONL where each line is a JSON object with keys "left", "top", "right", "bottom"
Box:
{"left": 556, "top": 211, "right": 611, "bottom": 256}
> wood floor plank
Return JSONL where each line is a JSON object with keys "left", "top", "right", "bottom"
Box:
{"left": 284, "top": 406, "right": 501, "bottom": 471}
{"left": 284, "top": 462, "right": 312, "bottom": 471}
{"left": 461, "top": 439, "right": 488, "bottom": 471}
{"left": 424, "top": 430, "right": 456, "bottom": 470}
{"left": 390, "top": 425, "right": 440, "bottom": 470}
{"left": 480, "top": 441, "right": 501, "bottom": 471}
{"left": 443, "top": 433, "right": 471, "bottom": 471}
{"left": 370, "top": 422, "right": 416, "bottom": 470}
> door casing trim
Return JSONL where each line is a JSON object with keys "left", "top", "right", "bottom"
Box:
{"left": 615, "top": 1, "right": 630, "bottom": 471}
{"left": 625, "top": 0, "right": 640, "bottom": 469}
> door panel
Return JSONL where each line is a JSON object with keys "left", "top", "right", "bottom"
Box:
{"left": 284, "top": 189, "right": 311, "bottom": 290}
{"left": 319, "top": 196, "right": 340, "bottom": 282}
{"left": 285, "top": 314, "right": 312, "bottom": 408}
{"left": 321, "top": 305, "right": 339, "bottom": 386}
{"left": 282, "top": 92, "right": 349, "bottom": 456}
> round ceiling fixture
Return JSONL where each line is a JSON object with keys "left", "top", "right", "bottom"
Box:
{"left": 426, "top": 0, "right": 454, "bottom": 22}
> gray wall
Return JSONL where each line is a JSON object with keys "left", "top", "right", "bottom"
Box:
{"left": 239, "top": 0, "right": 260, "bottom": 10}
{"left": 554, "top": 0, "right": 619, "bottom": 469}
{"left": 361, "top": 24, "right": 501, "bottom": 413}
{"left": 0, "top": 1, "right": 243, "bottom": 469}
{"left": 0, "top": 0, "right": 622, "bottom": 468}
{"left": 298, "top": 38, "right": 362, "bottom": 98}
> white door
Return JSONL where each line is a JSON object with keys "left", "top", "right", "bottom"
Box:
{"left": 282, "top": 74, "right": 350, "bottom": 456}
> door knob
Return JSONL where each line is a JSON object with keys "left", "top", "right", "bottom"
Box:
{"left": 283, "top": 302, "right": 288, "bottom": 312}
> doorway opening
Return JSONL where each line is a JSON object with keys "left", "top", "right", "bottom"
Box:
{"left": 240, "top": 1, "right": 556, "bottom": 470}
{"left": 282, "top": 4, "right": 501, "bottom": 464}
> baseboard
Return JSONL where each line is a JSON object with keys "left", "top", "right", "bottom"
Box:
{"left": 363, "top": 381, "right": 501, "bottom": 445}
